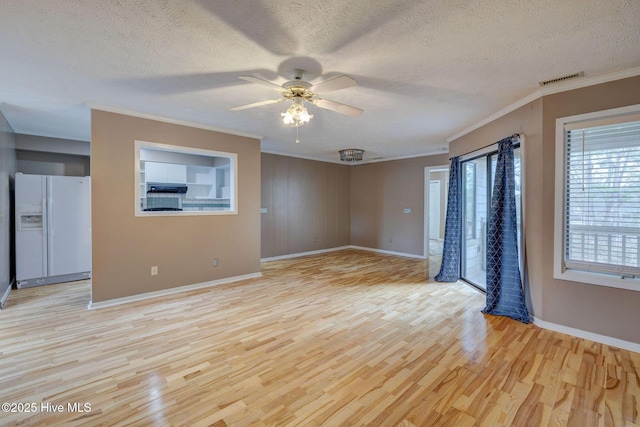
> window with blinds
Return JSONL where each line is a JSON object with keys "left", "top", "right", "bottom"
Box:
{"left": 562, "top": 114, "right": 640, "bottom": 278}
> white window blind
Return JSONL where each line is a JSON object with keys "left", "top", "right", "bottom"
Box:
{"left": 563, "top": 118, "right": 640, "bottom": 277}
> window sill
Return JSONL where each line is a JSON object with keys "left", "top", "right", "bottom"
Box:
{"left": 554, "top": 268, "right": 639, "bottom": 292}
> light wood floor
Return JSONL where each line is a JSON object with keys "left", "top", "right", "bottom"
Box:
{"left": 1, "top": 249, "right": 638, "bottom": 426}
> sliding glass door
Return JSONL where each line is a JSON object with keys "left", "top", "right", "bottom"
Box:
{"left": 461, "top": 147, "right": 521, "bottom": 290}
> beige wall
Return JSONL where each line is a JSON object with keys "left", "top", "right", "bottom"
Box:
{"left": 15, "top": 134, "right": 91, "bottom": 177}
{"left": 350, "top": 154, "right": 450, "bottom": 256}
{"left": 449, "top": 75, "right": 640, "bottom": 343}
{"left": 261, "top": 154, "right": 350, "bottom": 258}
{"left": 16, "top": 150, "right": 90, "bottom": 176}
{"left": 539, "top": 76, "right": 640, "bottom": 342}
{"left": 15, "top": 133, "right": 90, "bottom": 156}
{"left": 91, "top": 110, "right": 261, "bottom": 303}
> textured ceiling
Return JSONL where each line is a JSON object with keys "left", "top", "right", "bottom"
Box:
{"left": 1, "top": 0, "right": 639, "bottom": 163}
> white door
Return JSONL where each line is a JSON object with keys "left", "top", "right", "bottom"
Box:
{"left": 429, "top": 181, "right": 440, "bottom": 241}
{"left": 424, "top": 167, "right": 448, "bottom": 273}
{"left": 15, "top": 174, "right": 47, "bottom": 280}
{"left": 48, "top": 176, "right": 92, "bottom": 276}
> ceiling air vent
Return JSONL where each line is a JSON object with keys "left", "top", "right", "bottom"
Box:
{"left": 539, "top": 72, "right": 584, "bottom": 87}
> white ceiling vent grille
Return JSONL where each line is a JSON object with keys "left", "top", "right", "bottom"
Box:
{"left": 539, "top": 72, "right": 584, "bottom": 86}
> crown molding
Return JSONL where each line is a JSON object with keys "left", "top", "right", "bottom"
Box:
{"left": 261, "top": 147, "right": 450, "bottom": 166}
{"left": 447, "top": 66, "right": 640, "bottom": 143}
{"left": 363, "top": 149, "right": 450, "bottom": 164}
{"left": 260, "top": 149, "right": 346, "bottom": 165}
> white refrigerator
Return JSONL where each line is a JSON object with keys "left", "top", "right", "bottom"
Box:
{"left": 15, "top": 173, "right": 91, "bottom": 288}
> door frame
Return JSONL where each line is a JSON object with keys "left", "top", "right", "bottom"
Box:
{"left": 424, "top": 165, "right": 449, "bottom": 259}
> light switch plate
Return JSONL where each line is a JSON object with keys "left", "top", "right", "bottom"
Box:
{"left": 403, "top": 208, "right": 411, "bottom": 214}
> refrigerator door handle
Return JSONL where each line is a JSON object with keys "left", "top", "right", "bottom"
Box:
{"left": 45, "top": 176, "right": 52, "bottom": 275}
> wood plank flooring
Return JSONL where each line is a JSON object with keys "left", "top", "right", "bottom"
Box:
{"left": 1, "top": 249, "right": 638, "bottom": 426}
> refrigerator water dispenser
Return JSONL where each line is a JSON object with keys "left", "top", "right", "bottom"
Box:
{"left": 19, "top": 213, "right": 43, "bottom": 230}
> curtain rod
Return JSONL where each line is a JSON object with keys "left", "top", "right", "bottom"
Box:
{"left": 449, "top": 133, "right": 522, "bottom": 160}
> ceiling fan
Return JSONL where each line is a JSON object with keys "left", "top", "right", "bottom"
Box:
{"left": 230, "top": 69, "right": 364, "bottom": 123}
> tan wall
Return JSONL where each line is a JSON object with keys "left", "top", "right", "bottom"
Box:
{"left": 261, "top": 154, "right": 350, "bottom": 258}
{"left": 450, "top": 75, "right": 640, "bottom": 343}
{"left": 15, "top": 133, "right": 90, "bottom": 156}
{"left": 539, "top": 76, "right": 640, "bottom": 342}
{"left": 16, "top": 150, "right": 90, "bottom": 176}
{"left": 350, "top": 154, "right": 450, "bottom": 256}
{"left": 91, "top": 110, "right": 261, "bottom": 303}
{"left": 15, "top": 134, "right": 90, "bottom": 176}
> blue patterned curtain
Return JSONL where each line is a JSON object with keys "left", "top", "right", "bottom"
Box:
{"left": 435, "top": 157, "right": 461, "bottom": 282}
{"left": 482, "top": 137, "right": 530, "bottom": 323}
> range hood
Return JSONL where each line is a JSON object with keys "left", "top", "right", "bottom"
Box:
{"left": 147, "top": 185, "right": 188, "bottom": 194}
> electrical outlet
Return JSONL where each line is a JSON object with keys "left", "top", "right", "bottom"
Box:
{"left": 212, "top": 258, "right": 218, "bottom": 267}
{"left": 151, "top": 266, "right": 158, "bottom": 276}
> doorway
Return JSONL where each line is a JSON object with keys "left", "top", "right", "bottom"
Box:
{"left": 424, "top": 166, "right": 449, "bottom": 277}
{"left": 460, "top": 146, "right": 522, "bottom": 290}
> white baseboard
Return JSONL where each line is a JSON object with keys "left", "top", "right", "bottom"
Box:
{"left": 88, "top": 272, "right": 262, "bottom": 310}
{"left": 261, "top": 246, "right": 351, "bottom": 262}
{"left": 348, "top": 245, "right": 426, "bottom": 260}
{"left": 533, "top": 317, "right": 640, "bottom": 353}
{"left": 261, "top": 245, "right": 426, "bottom": 262}
{"left": 0, "top": 279, "right": 13, "bottom": 309}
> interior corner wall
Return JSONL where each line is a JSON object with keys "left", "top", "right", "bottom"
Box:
{"left": 261, "top": 153, "right": 350, "bottom": 258}
{"left": 539, "top": 76, "right": 640, "bottom": 343}
{"left": 350, "top": 154, "right": 450, "bottom": 257}
{"left": 0, "top": 110, "right": 17, "bottom": 305}
{"left": 91, "top": 110, "right": 261, "bottom": 304}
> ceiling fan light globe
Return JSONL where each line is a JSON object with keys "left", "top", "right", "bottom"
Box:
{"left": 282, "top": 99, "right": 313, "bottom": 126}
{"left": 298, "top": 111, "right": 313, "bottom": 123}
{"left": 282, "top": 111, "right": 295, "bottom": 125}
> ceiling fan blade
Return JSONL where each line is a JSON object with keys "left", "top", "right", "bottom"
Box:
{"left": 310, "top": 75, "right": 357, "bottom": 93}
{"left": 230, "top": 98, "right": 285, "bottom": 111}
{"left": 238, "top": 75, "right": 285, "bottom": 92}
{"left": 313, "top": 98, "right": 363, "bottom": 117}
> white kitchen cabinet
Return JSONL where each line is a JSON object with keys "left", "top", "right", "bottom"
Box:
{"left": 185, "top": 165, "right": 214, "bottom": 198}
{"left": 167, "top": 163, "right": 187, "bottom": 183}
{"left": 145, "top": 162, "right": 187, "bottom": 184}
{"left": 214, "top": 165, "right": 230, "bottom": 198}
{"left": 185, "top": 165, "right": 231, "bottom": 199}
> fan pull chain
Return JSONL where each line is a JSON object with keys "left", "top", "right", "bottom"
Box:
{"left": 295, "top": 124, "right": 300, "bottom": 144}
